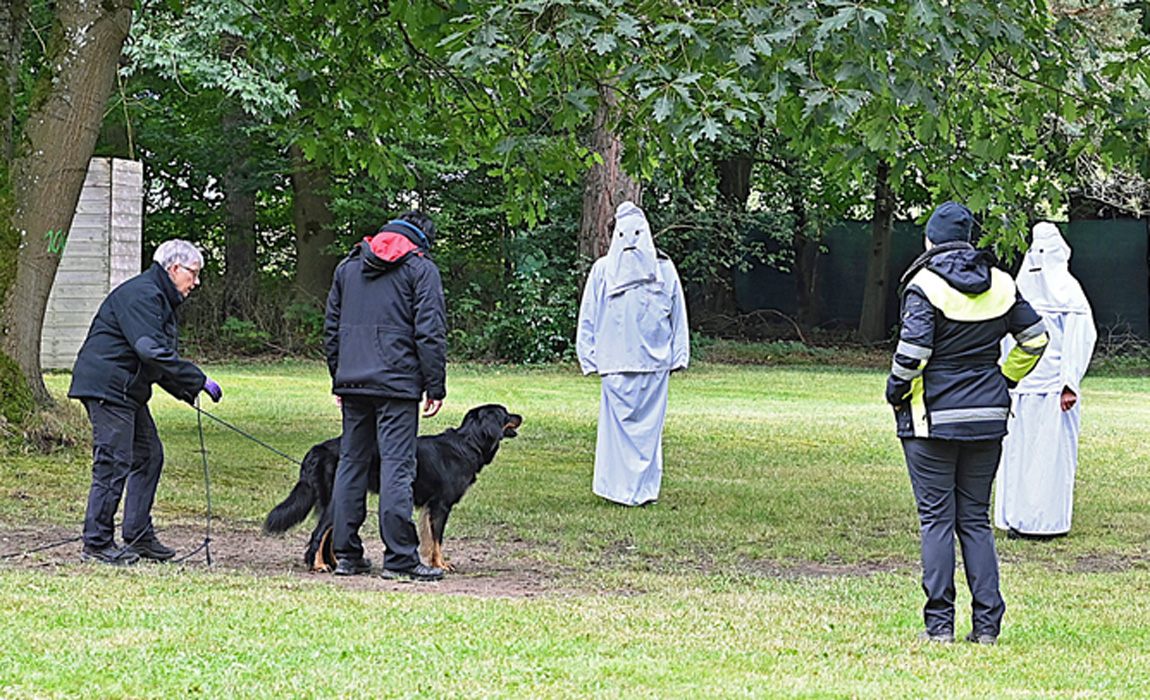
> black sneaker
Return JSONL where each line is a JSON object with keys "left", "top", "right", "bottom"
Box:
{"left": 81, "top": 544, "right": 140, "bottom": 566}
{"left": 965, "top": 630, "right": 998, "bottom": 645}
{"left": 380, "top": 563, "right": 444, "bottom": 581}
{"left": 127, "top": 536, "right": 176, "bottom": 561}
{"left": 334, "top": 557, "right": 373, "bottom": 576}
{"left": 916, "top": 630, "right": 955, "bottom": 644}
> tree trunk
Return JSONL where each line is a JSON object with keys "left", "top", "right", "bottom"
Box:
{"left": 578, "top": 83, "right": 641, "bottom": 266}
{"left": 1, "top": 0, "right": 28, "bottom": 164}
{"left": 0, "top": 0, "right": 133, "bottom": 407}
{"left": 790, "top": 177, "right": 820, "bottom": 333}
{"left": 218, "top": 33, "right": 258, "bottom": 320}
{"left": 221, "top": 101, "right": 257, "bottom": 320}
{"left": 290, "top": 143, "right": 337, "bottom": 305}
{"left": 700, "top": 151, "right": 754, "bottom": 315}
{"left": 858, "top": 159, "right": 896, "bottom": 342}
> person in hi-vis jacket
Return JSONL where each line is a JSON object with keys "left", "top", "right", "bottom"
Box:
{"left": 886, "top": 201, "right": 1048, "bottom": 645}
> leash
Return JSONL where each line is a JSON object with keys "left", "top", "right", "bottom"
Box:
{"left": 176, "top": 401, "right": 307, "bottom": 564}
{"left": 190, "top": 404, "right": 303, "bottom": 466}
{"left": 173, "top": 397, "right": 214, "bottom": 565}
{"left": 0, "top": 535, "right": 82, "bottom": 560}
{"left": 2, "top": 401, "right": 301, "bottom": 564}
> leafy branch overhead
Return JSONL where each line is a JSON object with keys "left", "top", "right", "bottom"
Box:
{"left": 110, "top": 0, "right": 1150, "bottom": 235}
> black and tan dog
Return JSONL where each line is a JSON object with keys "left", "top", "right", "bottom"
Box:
{"left": 264, "top": 404, "right": 522, "bottom": 572}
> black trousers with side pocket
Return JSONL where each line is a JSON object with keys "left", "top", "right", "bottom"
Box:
{"left": 82, "top": 399, "right": 165, "bottom": 549}
{"left": 902, "top": 437, "right": 1006, "bottom": 638}
{"left": 332, "top": 396, "right": 421, "bottom": 571}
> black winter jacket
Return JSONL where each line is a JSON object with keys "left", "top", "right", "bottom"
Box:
{"left": 68, "top": 263, "right": 206, "bottom": 408}
{"left": 886, "top": 243, "right": 1048, "bottom": 441}
{"left": 323, "top": 223, "right": 447, "bottom": 400}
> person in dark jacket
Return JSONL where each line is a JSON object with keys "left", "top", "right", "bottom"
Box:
{"left": 69, "top": 239, "right": 222, "bottom": 566}
{"left": 886, "top": 201, "right": 1049, "bottom": 645}
{"left": 323, "top": 210, "right": 448, "bottom": 581}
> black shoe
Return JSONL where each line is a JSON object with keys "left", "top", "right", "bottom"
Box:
{"left": 127, "top": 536, "right": 176, "bottom": 561}
{"left": 965, "top": 631, "right": 998, "bottom": 645}
{"left": 1007, "top": 528, "right": 1061, "bottom": 542}
{"left": 334, "top": 557, "right": 373, "bottom": 576}
{"left": 916, "top": 630, "right": 955, "bottom": 644}
{"left": 380, "top": 563, "right": 444, "bottom": 581}
{"left": 81, "top": 544, "right": 140, "bottom": 566}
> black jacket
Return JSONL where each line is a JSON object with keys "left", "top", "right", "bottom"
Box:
{"left": 68, "top": 263, "right": 206, "bottom": 408}
{"left": 323, "top": 223, "right": 447, "bottom": 400}
{"left": 886, "top": 243, "right": 1048, "bottom": 441}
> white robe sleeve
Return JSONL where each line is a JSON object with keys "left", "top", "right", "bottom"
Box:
{"left": 667, "top": 260, "right": 690, "bottom": 371}
{"left": 576, "top": 263, "right": 603, "bottom": 376}
{"left": 1060, "top": 311, "right": 1097, "bottom": 396}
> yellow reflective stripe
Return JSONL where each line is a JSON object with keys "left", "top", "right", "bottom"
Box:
{"left": 1002, "top": 331, "right": 1049, "bottom": 382}
{"left": 910, "top": 268, "right": 1016, "bottom": 321}
{"left": 909, "top": 376, "right": 928, "bottom": 437}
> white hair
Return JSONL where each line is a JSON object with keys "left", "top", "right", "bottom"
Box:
{"left": 153, "top": 240, "right": 204, "bottom": 270}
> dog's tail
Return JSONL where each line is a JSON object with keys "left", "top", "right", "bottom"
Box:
{"left": 262, "top": 449, "right": 321, "bottom": 534}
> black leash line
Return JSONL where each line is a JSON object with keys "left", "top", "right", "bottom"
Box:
{"left": 190, "top": 404, "right": 303, "bottom": 466}
{"left": 173, "top": 398, "right": 214, "bottom": 565}
{"left": 3, "top": 401, "right": 301, "bottom": 563}
{"left": 0, "top": 536, "right": 82, "bottom": 560}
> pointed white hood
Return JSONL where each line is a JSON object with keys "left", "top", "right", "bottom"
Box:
{"left": 603, "top": 201, "right": 661, "bottom": 297}
{"left": 1016, "top": 222, "right": 1091, "bottom": 314}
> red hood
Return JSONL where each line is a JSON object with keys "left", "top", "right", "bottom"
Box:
{"left": 366, "top": 231, "right": 420, "bottom": 263}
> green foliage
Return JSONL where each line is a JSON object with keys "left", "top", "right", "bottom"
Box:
{"left": 125, "top": 0, "right": 298, "bottom": 117}
{"left": 92, "top": 0, "right": 1150, "bottom": 364}
{"left": 282, "top": 303, "right": 325, "bottom": 351}
{"left": 484, "top": 267, "right": 579, "bottom": 364}
{"left": 218, "top": 317, "right": 272, "bottom": 356}
{"left": 440, "top": 200, "right": 582, "bottom": 363}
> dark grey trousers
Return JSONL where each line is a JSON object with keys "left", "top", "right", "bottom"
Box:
{"left": 902, "top": 437, "right": 1006, "bottom": 637}
{"left": 82, "top": 399, "right": 164, "bottom": 549}
{"left": 332, "top": 396, "right": 420, "bottom": 570}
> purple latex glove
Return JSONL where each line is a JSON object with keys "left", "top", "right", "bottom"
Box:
{"left": 202, "top": 377, "right": 223, "bottom": 403}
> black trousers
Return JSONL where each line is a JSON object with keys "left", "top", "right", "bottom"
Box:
{"left": 332, "top": 396, "right": 420, "bottom": 570}
{"left": 902, "top": 437, "right": 1006, "bottom": 637}
{"left": 82, "top": 399, "right": 164, "bottom": 549}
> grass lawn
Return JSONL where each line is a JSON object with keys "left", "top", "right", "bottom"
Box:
{"left": 2, "top": 362, "right": 1149, "bottom": 698}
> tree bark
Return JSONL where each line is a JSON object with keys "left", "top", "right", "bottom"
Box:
{"left": 790, "top": 175, "right": 820, "bottom": 334}
{"left": 858, "top": 159, "right": 896, "bottom": 342}
{"left": 218, "top": 33, "right": 258, "bottom": 320}
{"left": 1, "top": 0, "right": 133, "bottom": 407}
{"left": 290, "top": 143, "right": 337, "bottom": 305}
{"left": 221, "top": 104, "right": 257, "bottom": 319}
{"left": 1, "top": 0, "right": 28, "bottom": 164}
{"left": 699, "top": 150, "right": 754, "bottom": 315}
{"left": 578, "top": 83, "right": 641, "bottom": 266}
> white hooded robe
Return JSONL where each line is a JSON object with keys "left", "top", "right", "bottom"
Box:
{"left": 996, "top": 222, "right": 1096, "bottom": 536}
{"left": 576, "top": 202, "right": 689, "bottom": 505}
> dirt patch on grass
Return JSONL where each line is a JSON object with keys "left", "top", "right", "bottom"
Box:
{"left": 2, "top": 523, "right": 921, "bottom": 596}
{"left": 1070, "top": 553, "right": 1150, "bottom": 574}
{"left": 0, "top": 523, "right": 576, "bottom": 599}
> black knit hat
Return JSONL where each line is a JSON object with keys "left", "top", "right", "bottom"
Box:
{"left": 925, "top": 201, "right": 973, "bottom": 244}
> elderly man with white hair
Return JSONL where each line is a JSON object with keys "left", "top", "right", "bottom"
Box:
{"left": 69, "top": 239, "right": 223, "bottom": 565}
{"left": 996, "top": 222, "right": 1097, "bottom": 540}
{"left": 576, "top": 201, "right": 690, "bottom": 506}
